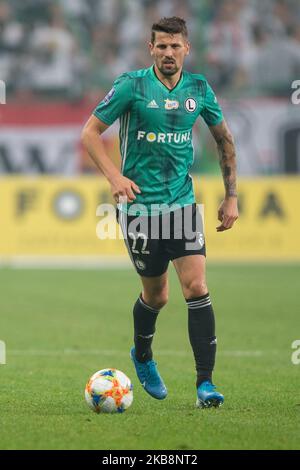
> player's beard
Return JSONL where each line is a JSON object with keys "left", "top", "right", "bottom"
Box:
{"left": 157, "top": 60, "right": 179, "bottom": 76}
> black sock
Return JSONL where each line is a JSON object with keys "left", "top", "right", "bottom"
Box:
{"left": 133, "top": 295, "right": 160, "bottom": 363}
{"left": 186, "top": 293, "right": 217, "bottom": 387}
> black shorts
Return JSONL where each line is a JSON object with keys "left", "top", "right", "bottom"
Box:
{"left": 117, "top": 204, "right": 206, "bottom": 277}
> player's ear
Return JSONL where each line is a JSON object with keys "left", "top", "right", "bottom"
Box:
{"left": 148, "top": 41, "right": 154, "bottom": 56}
{"left": 185, "top": 41, "right": 190, "bottom": 56}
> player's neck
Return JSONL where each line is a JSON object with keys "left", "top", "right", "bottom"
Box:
{"left": 153, "top": 64, "right": 182, "bottom": 91}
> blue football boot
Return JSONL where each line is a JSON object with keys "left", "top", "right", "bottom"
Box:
{"left": 196, "top": 381, "right": 224, "bottom": 408}
{"left": 130, "top": 347, "right": 167, "bottom": 400}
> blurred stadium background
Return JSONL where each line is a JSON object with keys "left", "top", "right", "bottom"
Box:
{"left": 0, "top": 0, "right": 299, "bottom": 264}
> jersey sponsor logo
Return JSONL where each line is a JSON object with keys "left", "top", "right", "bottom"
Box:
{"left": 185, "top": 98, "right": 197, "bottom": 113}
{"left": 103, "top": 87, "right": 115, "bottom": 105}
{"left": 164, "top": 99, "right": 179, "bottom": 110}
{"left": 147, "top": 99, "right": 159, "bottom": 108}
{"left": 137, "top": 130, "right": 192, "bottom": 144}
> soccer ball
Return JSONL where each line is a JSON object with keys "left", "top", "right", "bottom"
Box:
{"left": 85, "top": 368, "right": 133, "bottom": 413}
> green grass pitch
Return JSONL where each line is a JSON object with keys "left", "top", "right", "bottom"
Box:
{"left": 0, "top": 264, "right": 299, "bottom": 450}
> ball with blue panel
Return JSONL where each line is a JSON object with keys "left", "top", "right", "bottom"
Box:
{"left": 85, "top": 368, "right": 133, "bottom": 413}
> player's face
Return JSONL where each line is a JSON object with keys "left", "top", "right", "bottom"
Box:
{"left": 149, "top": 32, "right": 190, "bottom": 76}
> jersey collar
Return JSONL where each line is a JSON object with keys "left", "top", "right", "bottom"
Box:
{"left": 149, "top": 65, "right": 184, "bottom": 93}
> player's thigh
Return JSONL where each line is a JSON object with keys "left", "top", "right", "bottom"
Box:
{"left": 140, "top": 271, "right": 169, "bottom": 309}
{"left": 172, "top": 254, "right": 208, "bottom": 298}
{"left": 118, "top": 209, "right": 169, "bottom": 277}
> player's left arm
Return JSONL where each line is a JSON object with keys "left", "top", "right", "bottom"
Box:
{"left": 209, "top": 119, "right": 239, "bottom": 232}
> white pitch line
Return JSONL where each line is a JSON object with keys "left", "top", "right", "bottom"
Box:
{"left": 6, "top": 349, "right": 280, "bottom": 358}
{"left": 0, "top": 256, "right": 132, "bottom": 269}
{"left": 1, "top": 257, "right": 299, "bottom": 269}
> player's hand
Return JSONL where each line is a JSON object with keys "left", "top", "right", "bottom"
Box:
{"left": 216, "top": 197, "right": 239, "bottom": 232}
{"left": 110, "top": 174, "right": 141, "bottom": 203}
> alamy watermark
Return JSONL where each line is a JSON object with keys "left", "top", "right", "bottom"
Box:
{"left": 0, "top": 80, "right": 6, "bottom": 104}
{"left": 0, "top": 340, "right": 6, "bottom": 364}
{"left": 291, "top": 80, "right": 300, "bottom": 104}
{"left": 291, "top": 340, "right": 300, "bottom": 365}
{"left": 96, "top": 202, "right": 205, "bottom": 251}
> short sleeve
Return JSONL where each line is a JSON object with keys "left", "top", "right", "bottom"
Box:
{"left": 93, "top": 74, "right": 132, "bottom": 126}
{"left": 200, "top": 81, "right": 223, "bottom": 126}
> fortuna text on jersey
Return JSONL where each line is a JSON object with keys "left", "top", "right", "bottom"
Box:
{"left": 137, "top": 130, "right": 192, "bottom": 144}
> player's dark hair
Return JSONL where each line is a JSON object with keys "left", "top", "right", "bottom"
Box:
{"left": 151, "top": 17, "right": 188, "bottom": 43}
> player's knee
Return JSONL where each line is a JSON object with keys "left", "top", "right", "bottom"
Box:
{"left": 184, "top": 279, "right": 208, "bottom": 299}
{"left": 152, "top": 292, "right": 168, "bottom": 310}
{"left": 156, "top": 293, "right": 168, "bottom": 310}
{"left": 144, "top": 289, "right": 168, "bottom": 310}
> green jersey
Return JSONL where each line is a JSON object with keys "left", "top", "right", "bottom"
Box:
{"left": 93, "top": 65, "right": 223, "bottom": 215}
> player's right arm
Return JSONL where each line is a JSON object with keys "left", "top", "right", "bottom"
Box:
{"left": 81, "top": 73, "right": 141, "bottom": 203}
{"left": 81, "top": 115, "right": 140, "bottom": 203}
